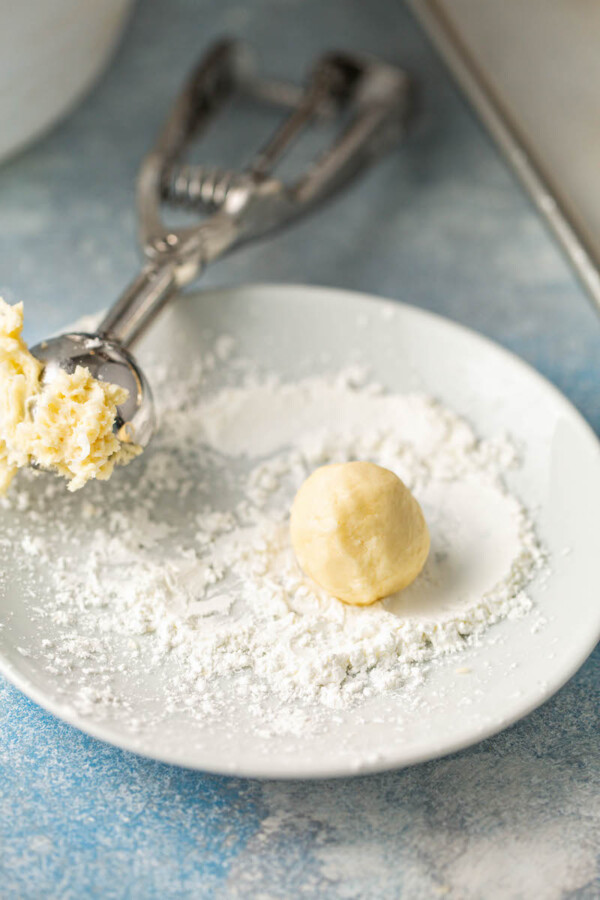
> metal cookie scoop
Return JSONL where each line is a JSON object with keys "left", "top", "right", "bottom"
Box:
{"left": 31, "top": 40, "right": 413, "bottom": 452}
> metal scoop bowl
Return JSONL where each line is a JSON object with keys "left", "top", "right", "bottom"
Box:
{"left": 30, "top": 332, "right": 155, "bottom": 450}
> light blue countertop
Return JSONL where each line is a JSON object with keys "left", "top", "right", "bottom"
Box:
{"left": 0, "top": 1, "right": 598, "bottom": 898}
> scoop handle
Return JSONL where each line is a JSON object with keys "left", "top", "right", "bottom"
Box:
{"left": 97, "top": 260, "right": 179, "bottom": 348}
{"left": 99, "top": 206, "right": 240, "bottom": 348}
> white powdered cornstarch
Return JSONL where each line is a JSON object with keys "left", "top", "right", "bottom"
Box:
{"left": 1, "top": 331, "right": 545, "bottom": 738}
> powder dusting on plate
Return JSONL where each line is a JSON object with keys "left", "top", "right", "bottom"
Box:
{"left": 0, "top": 336, "right": 546, "bottom": 739}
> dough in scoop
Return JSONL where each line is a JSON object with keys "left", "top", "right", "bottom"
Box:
{"left": 290, "top": 461, "right": 430, "bottom": 605}
{"left": 0, "top": 299, "right": 141, "bottom": 493}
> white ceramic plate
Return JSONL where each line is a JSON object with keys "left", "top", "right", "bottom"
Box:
{"left": 1, "top": 285, "right": 599, "bottom": 778}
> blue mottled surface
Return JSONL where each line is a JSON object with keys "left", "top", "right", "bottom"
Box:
{"left": 0, "top": 1, "right": 598, "bottom": 897}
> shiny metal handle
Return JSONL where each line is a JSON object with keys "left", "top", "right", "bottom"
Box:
{"left": 98, "top": 209, "right": 239, "bottom": 347}
{"left": 140, "top": 42, "right": 413, "bottom": 256}
{"left": 98, "top": 261, "right": 180, "bottom": 348}
{"left": 103, "top": 43, "right": 413, "bottom": 350}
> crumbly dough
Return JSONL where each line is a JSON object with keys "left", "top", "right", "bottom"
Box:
{"left": 0, "top": 299, "right": 141, "bottom": 493}
{"left": 290, "top": 461, "right": 430, "bottom": 605}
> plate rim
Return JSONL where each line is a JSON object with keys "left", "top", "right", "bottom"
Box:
{"left": 1, "top": 282, "right": 599, "bottom": 779}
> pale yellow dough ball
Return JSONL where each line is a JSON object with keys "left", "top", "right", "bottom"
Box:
{"left": 290, "top": 461, "right": 430, "bottom": 606}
